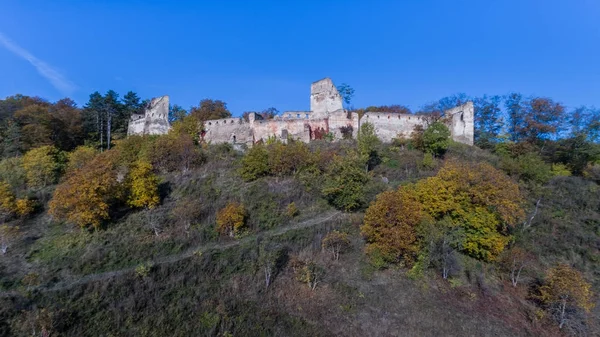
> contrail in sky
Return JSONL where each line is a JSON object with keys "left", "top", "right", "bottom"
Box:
{"left": 0, "top": 32, "right": 77, "bottom": 95}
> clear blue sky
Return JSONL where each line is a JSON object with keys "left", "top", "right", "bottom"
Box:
{"left": 1, "top": 0, "right": 599, "bottom": 115}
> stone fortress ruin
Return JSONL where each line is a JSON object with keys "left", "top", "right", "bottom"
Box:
{"left": 127, "top": 95, "right": 171, "bottom": 136}
{"left": 128, "top": 78, "right": 474, "bottom": 146}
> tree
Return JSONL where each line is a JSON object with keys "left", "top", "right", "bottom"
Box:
{"left": 49, "top": 98, "right": 84, "bottom": 151}
{"left": 119, "top": 91, "right": 143, "bottom": 137}
{"left": 358, "top": 122, "right": 381, "bottom": 171}
{"left": 66, "top": 146, "right": 97, "bottom": 173}
{"left": 268, "top": 140, "right": 312, "bottom": 176}
{"left": 127, "top": 160, "right": 160, "bottom": 209}
{"left": 361, "top": 188, "right": 423, "bottom": 266}
{"left": 0, "top": 157, "right": 26, "bottom": 191}
{"left": 49, "top": 151, "right": 121, "bottom": 229}
{"left": 258, "top": 243, "right": 286, "bottom": 288}
{"left": 322, "top": 230, "right": 351, "bottom": 261}
{"left": 169, "top": 104, "right": 187, "bottom": 123}
{"left": 239, "top": 144, "right": 270, "bottom": 181}
{"left": 337, "top": 83, "right": 355, "bottom": 109}
{"left": 474, "top": 95, "right": 503, "bottom": 149}
{"left": 14, "top": 104, "right": 52, "bottom": 151}
{"left": 415, "top": 160, "right": 524, "bottom": 261}
{"left": 364, "top": 105, "right": 411, "bottom": 114}
{"left": 22, "top": 146, "right": 61, "bottom": 189}
{"left": 292, "top": 259, "right": 324, "bottom": 290}
{"left": 216, "top": 202, "right": 247, "bottom": 237}
{"left": 0, "top": 224, "right": 19, "bottom": 255}
{"left": 190, "top": 99, "right": 231, "bottom": 121}
{"left": 260, "top": 107, "right": 279, "bottom": 119}
{"left": 321, "top": 152, "right": 369, "bottom": 211}
{"left": 538, "top": 264, "right": 595, "bottom": 329}
{"left": 500, "top": 246, "right": 534, "bottom": 287}
{"left": 0, "top": 181, "right": 16, "bottom": 222}
{"left": 422, "top": 121, "right": 450, "bottom": 157}
{"left": 0, "top": 119, "right": 22, "bottom": 157}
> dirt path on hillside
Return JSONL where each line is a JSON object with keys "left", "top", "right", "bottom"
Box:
{"left": 0, "top": 211, "right": 343, "bottom": 297}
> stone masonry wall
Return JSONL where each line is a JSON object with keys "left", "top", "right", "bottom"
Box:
{"left": 127, "top": 95, "right": 171, "bottom": 136}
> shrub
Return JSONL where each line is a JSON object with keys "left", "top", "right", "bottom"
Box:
{"left": 537, "top": 264, "right": 594, "bottom": 330}
{"left": 422, "top": 121, "right": 450, "bottom": 157}
{"left": 321, "top": 152, "right": 369, "bottom": 211}
{"left": 361, "top": 188, "right": 423, "bottom": 266}
{"left": 216, "top": 202, "right": 247, "bottom": 237}
{"left": 322, "top": 230, "right": 351, "bottom": 260}
{"left": 239, "top": 145, "right": 269, "bottom": 181}
{"left": 286, "top": 202, "right": 299, "bottom": 218}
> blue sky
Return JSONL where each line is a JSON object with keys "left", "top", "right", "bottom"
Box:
{"left": 1, "top": 0, "right": 599, "bottom": 116}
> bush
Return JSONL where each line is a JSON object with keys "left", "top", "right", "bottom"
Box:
{"left": 361, "top": 188, "right": 423, "bottom": 266}
{"left": 422, "top": 121, "right": 450, "bottom": 157}
{"left": 216, "top": 202, "right": 247, "bottom": 237}
{"left": 321, "top": 152, "right": 369, "bottom": 211}
{"left": 239, "top": 145, "right": 269, "bottom": 181}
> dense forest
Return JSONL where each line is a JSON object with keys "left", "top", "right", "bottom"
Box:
{"left": 0, "top": 89, "right": 598, "bottom": 336}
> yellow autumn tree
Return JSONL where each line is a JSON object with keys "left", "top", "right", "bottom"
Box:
{"left": 538, "top": 264, "right": 595, "bottom": 329}
{"left": 49, "top": 151, "right": 121, "bottom": 229}
{"left": 361, "top": 187, "right": 424, "bottom": 266}
{"left": 0, "top": 181, "right": 17, "bottom": 221}
{"left": 127, "top": 160, "right": 160, "bottom": 209}
{"left": 22, "top": 145, "right": 60, "bottom": 188}
{"left": 216, "top": 202, "right": 247, "bottom": 237}
{"left": 66, "top": 145, "right": 97, "bottom": 173}
{"left": 414, "top": 160, "right": 524, "bottom": 261}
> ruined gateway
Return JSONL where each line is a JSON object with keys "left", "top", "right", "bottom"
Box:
{"left": 129, "top": 78, "right": 474, "bottom": 146}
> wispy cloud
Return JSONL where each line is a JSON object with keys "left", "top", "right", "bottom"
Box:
{"left": 0, "top": 32, "right": 77, "bottom": 95}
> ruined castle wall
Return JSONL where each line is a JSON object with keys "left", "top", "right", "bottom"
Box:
{"left": 328, "top": 110, "right": 360, "bottom": 139}
{"left": 310, "top": 78, "right": 343, "bottom": 118}
{"left": 127, "top": 95, "right": 170, "bottom": 136}
{"left": 446, "top": 102, "right": 474, "bottom": 145}
{"left": 361, "top": 113, "right": 426, "bottom": 142}
{"left": 127, "top": 114, "right": 147, "bottom": 135}
{"left": 203, "top": 118, "right": 254, "bottom": 145}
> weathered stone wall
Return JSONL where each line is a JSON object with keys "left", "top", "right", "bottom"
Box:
{"left": 310, "top": 78, "right": 343, "bottom": 118}
{"left": 199, "top": 78, "right": 474, "bottom": 147}
{"left": 361, "top": 112, "right": 426, "bottom": 142}
{"left": 203, "top": 117, "right": 254, "bottom": 145}
{"left": 127, "top": 96, "right": 171, "bottom": 136}
{"left": 446, "top": 102, "right": 474, "bottom": 146}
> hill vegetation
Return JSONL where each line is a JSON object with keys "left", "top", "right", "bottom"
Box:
{"left": 0, "top": 91, "right": 598, "bottom": 336}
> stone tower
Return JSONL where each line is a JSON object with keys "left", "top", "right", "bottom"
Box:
{"left": 127, "top": 95, "right": 171, "bottom": 136}
{"left": 310, "top": 78, "right": 344, "bottom": 118}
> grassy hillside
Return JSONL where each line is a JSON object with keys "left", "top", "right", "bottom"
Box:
{"left": 0, "top": 135, "right": 598, "bottom": 336}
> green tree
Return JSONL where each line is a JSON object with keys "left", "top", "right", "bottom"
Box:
{"left": 422, "top": 121, "right": 450, "bottom": 157}
{"left": 239, "top": 144, "right": 270, "bottom": 181}
{"left": 474, "top": 95, "right": 503, "bottom": 149}
{"left": 321, "top": 152, "right": 369, "bottom": 211}
{"left": 358, "top": 122, "right": 381, "bottom": 171}
{"left": 190, "top": 99, "right": 231, "bottom": 121}
{"left": 337, "top": 83, "right": 355, "bottom": 109}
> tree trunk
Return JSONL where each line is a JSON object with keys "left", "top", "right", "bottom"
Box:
{"left": 106, "top": 109, "right": 112, "bottom": 150}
